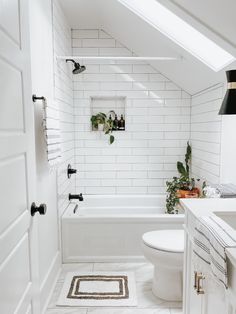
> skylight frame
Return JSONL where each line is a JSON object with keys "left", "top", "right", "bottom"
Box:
{"left": 118, "top": 0, "right": 235, "bottom": 72}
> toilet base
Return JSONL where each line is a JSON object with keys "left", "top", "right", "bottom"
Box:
{"left": 152, "top": 266, "right": 183, "bottom": 301}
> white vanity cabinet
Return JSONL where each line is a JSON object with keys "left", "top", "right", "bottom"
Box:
{"left": 181, "top": 198, "right": 236, "bottom": 314}
{"left": 183, "top": 206, "right": 228, "bottom": 314}
{"left": 184, "top": 228, "right": 202, "bottom": 314}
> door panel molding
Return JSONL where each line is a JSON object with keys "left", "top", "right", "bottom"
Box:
{"left": 0, "top": 210, "right": 30, "bottom": 264}
{"left": 0, "top": 0, "right": 21, "bottom": 46}
{"left": 14, "top": 282, "right": 32, "bottom": 314}
{"left": 0, "top": 0, "right": 40, "bottom": 312}
{"left": 0, "top": 234, "right": 31, "bottom": 313}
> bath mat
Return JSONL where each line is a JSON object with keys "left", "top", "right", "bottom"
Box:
{"left": 57, "top": 271, "right": 137, "bottom": 307}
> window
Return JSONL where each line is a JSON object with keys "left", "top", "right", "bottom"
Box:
{"left": 118, "top": 0, "right": 235, "bottom": 71}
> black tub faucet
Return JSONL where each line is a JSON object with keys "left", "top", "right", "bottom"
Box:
{"left": 69, "top": 193, "right": 83, "bottom": 201}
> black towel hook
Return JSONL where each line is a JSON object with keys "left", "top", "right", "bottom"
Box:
{"left": 32, "top": 94, "right": 46, "bottom": 102}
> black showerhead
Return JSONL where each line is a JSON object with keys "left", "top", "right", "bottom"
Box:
{"left": 66, "top": 59, "right": 86, "bottom": 74}
{"left": 73, "top": 64, "right": 86, "bottom": 74}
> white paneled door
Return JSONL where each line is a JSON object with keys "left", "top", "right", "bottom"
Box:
{"left": 0, "top": 0, "right": 40, "bottom": 313}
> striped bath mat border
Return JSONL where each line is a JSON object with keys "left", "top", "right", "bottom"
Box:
{"left": 57, "top": 271, "right": 137, "bottom": 307}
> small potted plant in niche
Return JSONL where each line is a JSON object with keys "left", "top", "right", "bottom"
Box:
{"left": 90, "top": 112, "right": 115, "bottom": 144}
{"left": 166, "top": 142, "right": 200, "bottom": 214}
{"left": 91, "top": 112, "right": 106, "bottom": 131}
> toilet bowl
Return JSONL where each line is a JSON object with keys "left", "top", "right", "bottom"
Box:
{"left": 142, "top": 229, "right": 184, "bottom": 301}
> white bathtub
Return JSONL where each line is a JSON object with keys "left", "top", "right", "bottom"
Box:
{"left": 62, "top": 195, "right": 184, "bottom": 263}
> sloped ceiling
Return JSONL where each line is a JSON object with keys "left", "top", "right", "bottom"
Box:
{"left": 59, "top": 0, "right": 236, "bottom": 95}
{"left": 169, "top": 0, "right": 236, "bottom": 48}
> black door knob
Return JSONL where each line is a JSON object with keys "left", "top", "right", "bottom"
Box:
{"left": 31, "top": 202, "right": 47, "bottom": 216}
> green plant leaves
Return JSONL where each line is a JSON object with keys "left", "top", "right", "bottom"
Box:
{"left": 185, "top": 141, "right": 191, "bottom": 174}
{"left": 91, "top": 112, "right": 107, "bottom": 126}
{"left": 104, "top": 120, "right": 113, "bottom": 134}
{"left": 109, "top": 135, "right": 115, "bottom": 144}
{"left": 177, "top": 161, "right": 187, "bottom": 177}
{"left": 91, "top": 112, "right": 115, "bottom": 144}
{"left": 90, "top": 115, "right": 98, "bottom": 128}
{"left": 166, "top": 141, "right": 195, "bottom": 214}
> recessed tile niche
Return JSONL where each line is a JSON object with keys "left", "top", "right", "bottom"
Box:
{"left": 90, "top": 96, "right": 126, "bottom": 131}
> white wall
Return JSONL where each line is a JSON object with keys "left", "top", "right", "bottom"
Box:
{"left": 190, "top": 85, "right": 224, "bottom": 184}
{"left": 190, "top": 82, "right": 236, "bottom": 189}
{"left": 29, "top": 0, "right": 60, "bottom": 311}
{"left": 29, "top": 0, "right": 76, "bottom": 310}
{"left": 220, "top": 115, "right": 236, "bottom": 185}
{"left": 52, "top": 0, "right": 75, "bottom": 220}
{"left": 52, "top": 1, "right": 79, "bottom": 286}
{"left": 72, "top": 29, "right": 191, "bottom": 194}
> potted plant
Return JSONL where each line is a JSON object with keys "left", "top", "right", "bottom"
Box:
{"left": 91, "top": 112, "right": 106, "bottom": 131}
{"left": 91, "top": 112, "right": 115, "bottom": 144}
{"left": 166, "top": 142, "right": 200, "bottom": 214}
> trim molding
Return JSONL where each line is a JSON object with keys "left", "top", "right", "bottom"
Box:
{"left": 40, "top": 251, "right": 61, "bottom": 314}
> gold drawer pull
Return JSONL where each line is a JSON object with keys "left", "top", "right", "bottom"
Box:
{"left": 196, "top": 273, "right": 205, "bottom": 295}
{"left": 193, "top": 272, "right": 205, "bottom": 295}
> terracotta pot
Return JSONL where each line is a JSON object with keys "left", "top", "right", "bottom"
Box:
{"left": 184, "top": 191, "right": 199, "bottom": 198}
{"left": 98, "top": 123, "right": 104, "bottom": 131}
{"left": 177, "top": 188, "right": 200, "bottom": 199}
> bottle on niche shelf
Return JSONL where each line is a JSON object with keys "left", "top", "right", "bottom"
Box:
{"left": 108, "top": 114, "right": 113, "bottom": 128}
{"left": 113, "top": 114, "right": 119, "bottom": 130}
{"left": 119, "top": 114, "right": 125, "bottom": 130}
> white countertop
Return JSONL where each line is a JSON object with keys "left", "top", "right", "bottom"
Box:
{"left": 180, "top": 198, "right": 236, "bottom": 217}
{"left": 180, "top": 198, "right": 236, "bottom": 265}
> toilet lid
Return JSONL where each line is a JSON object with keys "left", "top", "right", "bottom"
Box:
{"left": 142, "top": 230, "right": 184, "bottom": 253}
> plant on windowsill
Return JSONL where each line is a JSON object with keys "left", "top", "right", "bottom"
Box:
{"left": 166, "top": 141, "right": 200, "bottom": 214}
{"left": 90, "top": 112, "right": 115, "bottom": 145}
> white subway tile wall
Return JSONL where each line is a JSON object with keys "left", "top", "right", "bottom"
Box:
{"left": 190, "top": 85, "right": 223, "bottom": 184}
{"left": 72, "top": 29, "right": 191, "bottom": 194}
{"left": 53, "top": 0, "right": 75, "bottom": 217}
{"left": 52, "top": 0, "right": 223, "bottom": 197}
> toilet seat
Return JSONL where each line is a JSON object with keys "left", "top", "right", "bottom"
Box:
{"left": 142, "top": 230, "right": 184, "bottom": 253}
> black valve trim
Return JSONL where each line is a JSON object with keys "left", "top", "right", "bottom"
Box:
{"left": 67, "top": 164, "right": 77, "bottom": 178}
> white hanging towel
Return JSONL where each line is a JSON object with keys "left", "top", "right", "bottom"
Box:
{"left": 42, "top": 99, "right": 62, "bottom": 167}
{"left": 193, "top": 215, "right": 236, "bottom": 288}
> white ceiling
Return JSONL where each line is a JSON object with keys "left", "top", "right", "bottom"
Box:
{"left": 59, "top": 0, "right": 236, "bottom": 95}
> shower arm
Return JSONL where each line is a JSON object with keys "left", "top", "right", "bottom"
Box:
{"left": 66, "top": 59, "right": 76, "bottom": 64}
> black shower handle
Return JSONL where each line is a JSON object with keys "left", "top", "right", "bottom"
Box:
{"left": 31, "top": 202, "right": 47, "bottom": 216}
{"left": 67, "top": 164, "right": 77, "bottom": 178}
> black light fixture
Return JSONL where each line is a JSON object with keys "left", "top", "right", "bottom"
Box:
{"left": 219, "top": 70, "right": 236, "bottom": 115}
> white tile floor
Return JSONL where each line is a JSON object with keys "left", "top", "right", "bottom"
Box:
{"left": 46, "top": 263, "right": 182, "bottom": 314}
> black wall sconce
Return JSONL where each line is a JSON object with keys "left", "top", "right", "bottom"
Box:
{"left": 219, "top": 70, "right": 236, "bottom": 115}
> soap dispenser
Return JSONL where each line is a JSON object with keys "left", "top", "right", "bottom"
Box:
{"left": 113, "top": 114, "right": 119, "bottom": 130}
{"left": 119, "top": 114, "right": 125, "bottom": 130}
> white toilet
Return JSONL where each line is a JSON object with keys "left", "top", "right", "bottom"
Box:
{"left": 142, "top": 229, "right": 184, "bottom": 301}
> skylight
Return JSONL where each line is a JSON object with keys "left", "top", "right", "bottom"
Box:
{"left": 118, "top": 0, "right": 235, "bottom": 71}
